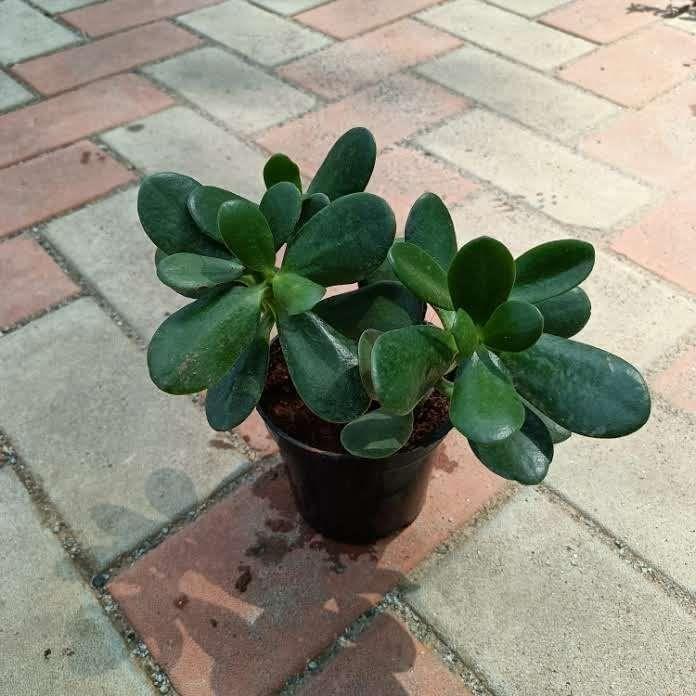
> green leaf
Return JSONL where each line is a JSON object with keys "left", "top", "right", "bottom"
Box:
{"left": 450, "top": 351, "right": 525, "bottom": 444}
{"left": 307, "top": 127, "right": 376, "bottom": 200}
{"left": 469, "top": 406, "right": 553, "bottom": 485}
{"left": 154, "top": 248, "right": 167, "bottom": 267}
{"left": 341, "top": 408, "right": 413, "bottom": 459}
{"left": 522, "top": 398, "right": 571, "bottom": 444}
{"left": 138, "top": 173, "right": 229, "bottom": 258}
{"left": 451, "top": 309, "right": 478, "bottom": 359}
{"left": 156, "top": 253, "right": 244, "bottom": 296}
{"left": 372, "top": 325, "right": 456, "bottom": 415}
{"left": 295, "top": 193, "right": 330, "bottom": 234}
{"left": 499, "top": 334, "right": 651, "bottom": 438}
{"left": 511, "top": 240, "right": 595, "bottom": 303}
{"left": 448, "top": 236, "right": 515, "bottom": 324}
{"left": 283, "top": 192, "right": 395, "bottom": 285}
{"left": 358, "top": 329, "right": 381, "bottom": 399}
{"left": 260, "top": 181, "right": 302, "bottom": 250}
{"left": 483, "top": 300, "right": 543, "bottom": 352}
{"left": 404, "top": 192, "right": 457, "bottom": 269}
{"left": 187, "top": 185, "right": 245, "bottom": 244}
{"left": 359, "top": 256, "right": 398, "bottom": 285}
{"left": 263, "top": 153, "right": 302, "bottom": 192}
{"left": 313, "top": 281, "right": 424, "bottom": 340}
{"left": 148, "top": 284, "right": 265, "bottom": 394}
{"left": 278, "top": 311, "right": 370, "bottom": 422}
{"left": 388, "top": 241, "right": 453, "bottom": 309}
{"left": 535, "top": 287, "right": 591, "bottom": 338}
{"left": 205, "top": 319, "right": 271, "bottom": 431}
{"left": 218, "top": 199, "right": 276, "bottom": 272}
{"left": 272, "top": 272, "right": 325, "bottom": 316}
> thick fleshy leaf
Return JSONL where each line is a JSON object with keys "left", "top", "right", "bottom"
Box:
{"left": 283, "top": 192, "right": 395, "bottom": 285}
{"left": 148, "top": 284, "right": 265, "bottom": 394}
{"left": 307, "top": 127, "right": 376, "bottom": 200}
{"left": 138, "top": 173, "right": 229, "bottom": 258}
{"left": 358, "top": 329, "right": 381, "bottom": 399}
{"left": 278, "top": 311, "right": 370, "bottom": 422}
{"left": 512, "top": 240, "right": 595, "bottom": 303}
{"left": 218, "top": 199, "right": 275, "bottom": 272}
{"left": 388, "top": 241, "right": 453, "bottom": 309}
{"left": 341, "top": 408, "right": 414, "bottom": 459}
{"left": 372, "top": 325, "right": 456, "bottom": 415}
{"left": 483, "top": 300, "right": 543, "bottom": 352}
{"left": 451, "top": 351, "right": 525, "bottom": 444}
{"left": 535, "top": 287, "right": 591, "bottom": 338}
{"left": 314, "top": 281, "right": 424, "bottom": 340}
{"left": 156, "top": 253, "right": 244, "bottom": 296}
{"left": 272, "top": 272, "right": 325, "bottom": 316}
{"left": 187, "top": 186, "right": 244, "bottom": 244}
{"left": 451, "top": 309, "right": 478, "bottom": 359}
{"left": 470, "top": 406, "right": 553, "bottom": 484}
{"left": 295, "top": 193, "right": 330, "bottom": 234}
{"left": 448, "top": 237, "right": 515, "bottom": 324}
{"left": 499, "top": 334, "right": 651, "bottom": 438}
{"left": 260, "top": 181, "right": 302, "bottom": 250}
{"left": 404, "top": 192, "right": 457, "bottom": 269}
{"left": 359, "top": 256, "right": 398, "bottom": 285}
{"left": 205, "top": 319, "right": 271, "bottom": 431}
{"left": 263, "top": 153, "right": 302, "bottom": 191}
{"left": 522, "top": 398, "right": 571, "bottom": 444}
{"left": 154, "top": 248, "right": 167, "bottom": 267}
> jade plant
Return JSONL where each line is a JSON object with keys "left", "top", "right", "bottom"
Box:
{"left": 139, "top": 127, "right": 650, "bottom": 485}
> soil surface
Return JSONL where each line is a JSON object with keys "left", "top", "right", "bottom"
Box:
{"left": 260, "top": 342, "right": 450, "bottom": 454}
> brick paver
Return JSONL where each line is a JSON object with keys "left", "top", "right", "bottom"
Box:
{"left": 277, "top": 19, "right": 461, "bottom": 100}
{"left": 0, "top": 140, "right": 134, "bottom": 238}
{"left": 0, "top": 70, "right": 32, "bottom": 111}
{"left": 235, "top": 410, "right": 280, "bottom": 458}
{"left": 653, "top": 346, "right": 696, "bottom": 414}
{"left": 13, "top": 21, "right": 202, "bottom": 96}
{"left": 0, "top": 236, "right": 79, "bottom": 327}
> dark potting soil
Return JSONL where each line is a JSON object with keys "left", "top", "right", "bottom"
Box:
{"left": 260, "top": 342, "right": 450, "bottom": 454}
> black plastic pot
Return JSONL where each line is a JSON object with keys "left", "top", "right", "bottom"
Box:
{"left": 256, "top": 402, "right": 452, "bottom": 544}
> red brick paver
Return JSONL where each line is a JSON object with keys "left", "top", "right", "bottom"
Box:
{"left": 109, "top": 433, "right": 505, "bottom": 696}
{"left": 277, "top": 19, "right": 461, "bottom": 100}
{"left": 297, "top": 613, "right": 473, "bottom": 695}
{"left": 13, "top": 22, "right": 202, "bottom": 97}
{"left": 235, "top": 411, "right": 279, "bottom": 458}
{"left": 257, "top": 74, "right": 470, "bottom": 178}
{"left": 559, "top": 24, "right": 696, "bottom": 107}
{"left": 0, "top": 236, "right": 79, "bottom": 327}
{"left": 0, "top": 141, "right": 134, "bottom": 238}
{"left": 653, "top": 346, "right": 696, "bottom": 414}
{"left": 0, "top": 74, "right": 173, "bottom": 169}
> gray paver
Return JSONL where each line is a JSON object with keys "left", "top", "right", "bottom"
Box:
{"left": 30, "top": 0, "right": 97, "bottom": 13}
{"left": 418, "top": 0, "right": 592, "bottom": 71}
{"left": 251, "top": 0, "right": 331, "bottom": 13}
{"left": 0, "top": 299, "right": 250, "bottom": 569}
{"left": 417, "top": 45, "right": 618, "bottom": 142}
{"left": 179, "top": 0, "right": 331, "bottom": 66}
{"left": 145, "top": 47, "right": 316, "bottom": 134}
{"left": 0, "top": 0, "right": 77, "bottom": 64}
{"left": 406, "top": 491, "right": 696, "bottom": 696}
{"left": 0, "top": 69, "right": 32, "bottom": 110}
{"left": 0, "top": 467, "right": 152, "bottom": 695}
{"left": 489, "top": 0, "right": 569, "bottom": 17}
{"left": 418, "top": 109, "right": 653, "bottom": 228}
{"left": 101, "top": 107, "right": 267, "bottom": 201}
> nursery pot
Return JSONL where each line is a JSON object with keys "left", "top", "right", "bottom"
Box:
{"left": 256, "top": 401, "right": 452, "bottom": 544}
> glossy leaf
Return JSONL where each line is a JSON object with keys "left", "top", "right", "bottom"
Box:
{"left": 218, "top": 199, "right": 275, "bottom": 272}
{"left": 263, "top": 153, "right": 302, "bottom": 191}
{"left": 341, "top": 408, "right": 413, "bottom": 459}
{"left": 278, "top": 311, "right": 370, "bottom": 422}
{"left": 388, "top": 241, "right": 453, "bottom": 309}
{"left": 187, "top": 185, "right": 244, "bottom": 244}
{"left": 307, "top": 127, "right": 376, "bottom": 200}
{"left": 260, "top": 181, "right": 302, "bottom": 250}
{"left": 451, "top": 309, "right": 478, "bottom": 359}
{"left": 295, "top": 193, "right": 330, "bottom": 234}
{"left": 156, "top": 253, "right": 244, "bottom": 296}
{"left": 205, "top": 319, "right": 271, "bottom": 431}
{"left": 522, "top": 398, "right": 571, "bottom": 444}
{"left": 360, "top": 256, "right": 399, "bottom": 285}
{"left": 283, "top": 192, "right": 395, "bottom": 285}
{"left": 535, "top": 287, "right": 591, "bottom": 338}
{"left": 372, "top": 325, "right": 456, "bottom": 415}
{"left": 483, "top": 300, "right": 543, "bottom": 352}
{"left": 470, "top": 407, "right": 553, "bottom": 485}
{"left": 154, "top": 248, "right": 167, "bottom": 267}
{"left": 448, "top": 236, "right": 515, "bottom": 324}
{"left": 512, "top": 239, "right": 594, "bottom": 303}
{"left": 358, "top": 329, "right": 381, "bottom": 399}
{"left": 272, "top": 272, "right": 325, "bottom": 316}
{"left": 404, "top": 192, "right": 457, "bottom": 269}
{"left": 314, "top": 281, "right": 424, "bottom": 340}
{"left": 148, "top": 284, "right": 265, "bottom": 394}
{"left": 499, "top": 334, "right": 651, "bottom": 438}
{"left": 451, "top": 351, "right": 525, "bottom": 444}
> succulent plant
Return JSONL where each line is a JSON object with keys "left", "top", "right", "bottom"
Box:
{"left": 139, "top": 127, "right": 650, "bottom": 486}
